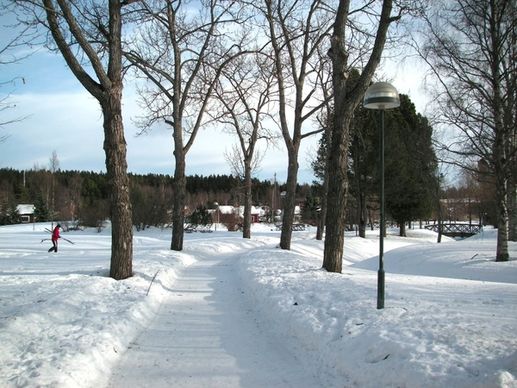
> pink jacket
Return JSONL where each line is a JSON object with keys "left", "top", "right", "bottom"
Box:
{"left": 52, "top": 226, "right": 60, "bottom": 242}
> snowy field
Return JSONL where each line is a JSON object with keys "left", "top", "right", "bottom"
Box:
{"left": 0, "top": 223, "right": 515, "bottom": 387}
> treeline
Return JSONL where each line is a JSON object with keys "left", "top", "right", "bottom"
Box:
{"left": 0, "top": 168, "right": 312, "bottom": 228}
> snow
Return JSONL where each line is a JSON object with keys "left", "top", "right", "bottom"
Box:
{"left": 0, "top": 223, "right": 516, "bottom": 387}
{"left": 16, "top": 204, "right": 35, "bottom": 215}
{"left": 217, "top": 205, "right": 236, "bottom": 215}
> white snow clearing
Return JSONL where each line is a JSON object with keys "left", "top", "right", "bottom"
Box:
{"left": 0, "top": 223, "right": 516, "bottom": 387}
{"left": 108, "top": 241, "right": 321, "bottom": 387}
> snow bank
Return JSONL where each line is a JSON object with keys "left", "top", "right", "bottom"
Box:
{"left": 0, "top": 225, "right": 195, "bottom": 387}
{"left": 238, "top": 227, "right": 517, "bottom": 387}
{"left": 1, "top": 223, "right": 516, "bottom": 387}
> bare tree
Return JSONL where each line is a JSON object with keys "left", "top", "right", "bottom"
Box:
{"left": 0, "top": 13, "right": 34, "bottom": 141}
{"left": 13, "top": 0, "right": 135, "bottom": 279}
{"left": 313, "top": 45, "right": 333, "bottom": 241}
{"left": 225, "top": 144, "right": 264, "bottom": 180}
{"left": 124, "top": 0, "right": 246, "bottom": 251}
{"left": 0, "top": 93, "right": 18, "bottom": 142}
{"left": 323, "top": 0, "right": 402, "bottom": 273}
{"left": 48, "top": 150, "right": 59, "bottom": 226}
{"left": 214, "top": 53, "right": 276, "bottom": 238}
{"left": 420, "top": 0, "right": 517, "bottom": 260}
{"left": 254, "top": 0, "right": 334, "bottom": 250}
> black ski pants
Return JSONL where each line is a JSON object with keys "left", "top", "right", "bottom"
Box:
{"left": 48, "top": 239, "right": 58, "bottom": 253}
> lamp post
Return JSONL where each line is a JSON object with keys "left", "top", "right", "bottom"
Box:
{"left": 363, "top": 82, "right": 400, "bottom": 310}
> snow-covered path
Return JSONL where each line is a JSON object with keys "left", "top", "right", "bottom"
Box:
{"left": 107, "top": 249, "right": 321, "bottom": 387}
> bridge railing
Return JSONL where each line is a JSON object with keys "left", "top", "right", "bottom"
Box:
{"left": 424, "top": 223, "right": 482, "bottom": 237}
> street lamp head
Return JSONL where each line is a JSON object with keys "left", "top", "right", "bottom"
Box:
{"left": 363, "top": 82, "right": 400, "bottom": 110}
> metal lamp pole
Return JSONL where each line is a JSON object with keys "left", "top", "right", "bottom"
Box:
{"left": 378, "top": 109, "right": 386, "bottom": 309}
{"left": 363, "top": 82, "right": 400, "bottom": 310}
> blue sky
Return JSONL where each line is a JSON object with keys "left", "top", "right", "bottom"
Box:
{"left": 0, "top": 46, "right": 317, "bottom": 183}
{"left": 0, "top": 18, "right": 431, "bottom": 185}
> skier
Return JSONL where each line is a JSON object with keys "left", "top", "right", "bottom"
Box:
{"left": 48, "top": 224, "right": 61, "bottom": 253}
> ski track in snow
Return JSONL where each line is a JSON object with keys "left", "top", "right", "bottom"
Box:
{"left": 107, "top": 243, "right": 322, "bottom": 388}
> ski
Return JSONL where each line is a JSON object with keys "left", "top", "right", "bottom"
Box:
{"left": 43, "top": 228, "right": 75, "bottom": 244}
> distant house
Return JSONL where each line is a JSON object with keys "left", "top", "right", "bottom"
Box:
{"left": 217, "top": 205, "right": 236, "bottom": 216}
{"left": 294, "top": 205, "right": 301, "bottom": 222}
{"left": 216, "top": 205, "right": 239, "bottom": 227}
{"left": 237, "top": 206, "right": 264, "bottom": 223}
{"left": 251, "top": 206, "right": 264, "bottom": 223}
{"left": 214, "top": 205, "right": 267, "bottom": 225}
{"left": 17, "top": 204, "right": 35, "bottom": 223}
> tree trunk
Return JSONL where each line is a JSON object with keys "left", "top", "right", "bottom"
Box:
{"left": 492, "top": 42, "right": 510, "bottom": 261}
{"left": 323, "top": 111, "right": 353, "bottom": 273}
{"left": 280, "top": 149, "right": 299, "bottom": 250}
{"left": 399, "top": 220, "right": 406, "bottom": 237}
{"left": 106, "top": 0, "right": 132, "bottom": 280}
{"left": 242, "top": 161, "right": 252, "bottom": 239}
{"left": 38, "top": 0, "right": 133, "bottom": 280}
{"left": 323, "top": 0, "right": 394, "bottom": 273}
{"left": 102, "top": 94, "right": 133, "bottom": 280}
{"left": 509, "top": 177, "right": 517, "bottom": 241}
{"left": 495, "top": 168, "right": 510, "bottom": 261}
{"left": 317, "top": 125, "right": 332, "bottom": 241}
{"left": 437, "top": 197, "right": 443, "bottom": 243}
{"left": 171, "top": 148, "right": 186, "bottom": 251}
{"left": 359, "top": 191, "right": 366, "bottom": 238}
{"left": 316, "top": 167, "right": 329, "bottom": 240}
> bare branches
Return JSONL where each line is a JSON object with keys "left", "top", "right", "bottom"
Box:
{"left": 421, "top": 0, "right": 516, "bottom": 176}
{"left": 0, "top": 23, "right": 36, "bottom": 65}
{"left": 125, "top": 0, "right": 247, "bottom": 151}
{"left": 122, "top": 0, "right": 251, "bottom": 249}
{"left": 40, "top": 0, "right": 103, "bottom": 98}
{"left": 0, "top": 89, "right": 30, "bottom": 134}
{"left": 212, "top": 51, "right": 277, "bottom": 163}
{"left": 224, "top": 143, "right": 265, "bottom": 179}
{"left": 260, "top": 0, "right": 335, "bottom": 146}
{"left": 419, "top": 0, "right": 516, "bottom": 259}
{"left": 0, "top": 8, "right": 36, "bottom": 140}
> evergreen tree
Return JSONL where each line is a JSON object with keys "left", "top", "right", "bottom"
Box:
{"left": 189, "top": 206, "right": 212, "bottom": 227}
{"left": 349, "top": 103, "right": 378, "bottom": 237}
{"left": 312, "top": 129, "right": 330, "bottom": 183}
{"left": 312, "top": 94, "right": 438, "bottom": 238}
{"left": 0, "top": 200, "right": 19, "bottom": 225}
{"left": 6, "top": 203, "right": 20, "bottom": 224}
{"left": 33, "top": 194, "right": 49, "bottom": 222}
{"left": 384, "top": 95, "right": 438, "bottom": 236}
{"left": 301, "top": 194, "right": 320, "bottom": 226}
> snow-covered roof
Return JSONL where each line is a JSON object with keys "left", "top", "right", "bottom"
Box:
{"left": 217, "top": 205, "right": 267, "bottom": 217}
{"left": 251, "top": 206, "right": 264, "bottom": 216}
{"left": 218, "top": 205, "right": 236, "bottom": 215}
{"left": 235, "top": 206, "right": 264, "bottom": 217}
{"left": 16, "top": 204, "right": 35, "bottom": 215}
